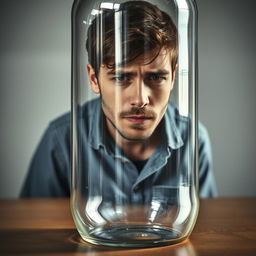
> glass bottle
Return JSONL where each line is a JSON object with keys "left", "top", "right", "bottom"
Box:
{"left": 71, "top": 0, "right": 199, "bottom": 247}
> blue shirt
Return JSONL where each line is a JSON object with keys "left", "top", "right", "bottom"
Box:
{"left": 20, "top": 98, "right": 218, "bottom": 198}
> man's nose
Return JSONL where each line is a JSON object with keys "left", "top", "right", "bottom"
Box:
{"left": 130, "top": 79, "right": 150, "bottom": 108}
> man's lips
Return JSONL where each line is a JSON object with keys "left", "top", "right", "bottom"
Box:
{"left": 123, "top": 115, "right": 153, "bottom": 124}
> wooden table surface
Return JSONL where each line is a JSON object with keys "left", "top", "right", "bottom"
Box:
{"left": 0, "top": 198, "right": 255, "bottom": 256}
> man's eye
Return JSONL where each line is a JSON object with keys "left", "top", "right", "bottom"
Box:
{"left": 147, "top": 74, "right": 166, "bottom": 81}
{"left": 111, "top": 75, "right": 131, "bottom": 83}
{"left": 114, "top": 76, "right": 125, "bottom": 82}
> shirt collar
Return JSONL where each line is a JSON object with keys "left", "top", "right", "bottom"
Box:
{"left": 89, "top": 99, "right": 184, "bottom": 151}
{"left": 163, "top": 103, "right": 184, "bottom": 149}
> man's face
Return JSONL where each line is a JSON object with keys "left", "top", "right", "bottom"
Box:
{"left": 88, "top": 49, "right": 176, "bottom": 141}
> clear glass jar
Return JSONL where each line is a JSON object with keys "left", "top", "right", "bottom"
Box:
{"left": 71, "top": 0, "right": 199, "bottom": 247}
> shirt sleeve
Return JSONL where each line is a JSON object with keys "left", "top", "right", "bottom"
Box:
{"left": 198, "top": 123, "right": 218, "bottom": 198}
{"left": 19, "top": 124, "right": 70, "bottom": 198}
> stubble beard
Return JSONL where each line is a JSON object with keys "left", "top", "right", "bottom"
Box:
{"left": 101, "top": 97, "right": 168, "bottom": 143}
{"left": 106, "top": 115, "right": 151, "bottom": 142}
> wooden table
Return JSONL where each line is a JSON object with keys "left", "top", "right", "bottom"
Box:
{"left": 0, "top": 198, "right": 255, "bottom": 256}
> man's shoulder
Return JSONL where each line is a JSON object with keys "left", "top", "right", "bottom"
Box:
{"left": 49, "top": 111, "right": 71, "bottom": 131}
{"left": 198, "top": 122, "right": 210, "bottom": 143}
{"left": 48, "top": 97, "right": 100, "bottom": 131}
{"left": 167, "top": 102, "right": 210, "bottom": 142}
{"left": 166, "top": 103, "right": 190, "bottom": 131}
{"left": 50, "top": 98, "right": 99, "bottom": 128}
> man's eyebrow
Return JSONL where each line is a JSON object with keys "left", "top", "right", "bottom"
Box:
{"left": 145, "top": 69, "right": 170, "bottom": 75}
{"left": 107, "top": 69, "right": 170, "bottom": 76}
{"left": 107, "top": 71, "right": 136, "bottom": 76}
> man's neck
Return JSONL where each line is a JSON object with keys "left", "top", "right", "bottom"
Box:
{"left": 118, "top": 138, "right": 156, "bottom": 161}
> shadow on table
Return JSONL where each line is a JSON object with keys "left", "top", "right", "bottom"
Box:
{"left": 0, "top": 228, "right": 197, "bottom": 256}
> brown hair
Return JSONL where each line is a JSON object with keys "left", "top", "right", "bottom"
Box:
{"left": 86, "top": 1, "right": 178, "bottom": 76}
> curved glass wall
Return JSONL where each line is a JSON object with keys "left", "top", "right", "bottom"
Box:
{"left": 71, "top": 0, "right": 199, "bottom": 247}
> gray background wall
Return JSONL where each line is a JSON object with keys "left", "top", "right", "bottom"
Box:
{"left": 0, "top": 0, "right": 255, "bottom": 198}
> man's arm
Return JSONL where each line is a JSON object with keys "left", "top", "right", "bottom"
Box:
{"left": 198, "top": 123, "right": 218, "bottom": 198}
{"left": 20, "top": 124, "right": 70, "bottom": 197}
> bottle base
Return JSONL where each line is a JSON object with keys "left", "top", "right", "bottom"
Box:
{"left": 81, "top": 225, "right": 186, "bottom": 248}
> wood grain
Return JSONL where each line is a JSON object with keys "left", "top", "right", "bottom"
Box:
{"left": 0, "top": 198, "right": 255, "bottom": 256}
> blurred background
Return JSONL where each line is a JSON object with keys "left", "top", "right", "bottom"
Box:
{"left": 0, "top": 0, "right": 255, "bottom": 198}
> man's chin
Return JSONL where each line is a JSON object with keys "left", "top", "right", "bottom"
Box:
{"left": 117, "top": 129, "right": 152, "bottom": 142}
{"left": 107, "top": 117, "right": 154, "bottom": 141}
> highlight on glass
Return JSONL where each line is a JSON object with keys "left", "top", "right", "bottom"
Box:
{"left": 71, "top": 0, "right": 199, "bottom": 247}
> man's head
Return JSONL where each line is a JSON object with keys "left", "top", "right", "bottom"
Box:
{"left": 86, "top": 1, "right": 178, "bottom": 142}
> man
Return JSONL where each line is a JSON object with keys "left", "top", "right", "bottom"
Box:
{"left": 20, "top": 1, "right": 217, "bottom": 199}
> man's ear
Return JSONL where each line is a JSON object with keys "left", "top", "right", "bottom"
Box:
{"left": 171, "top": 64, "right": 178, "bottom": 89}
{"left": 87, "top": 64, "right": 100, "bottom": 94}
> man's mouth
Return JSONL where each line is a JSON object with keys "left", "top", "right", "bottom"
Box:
{"left": 124, "top": 115, "right": 154, "bottom": 124}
